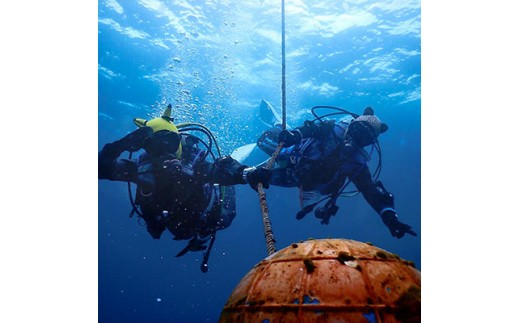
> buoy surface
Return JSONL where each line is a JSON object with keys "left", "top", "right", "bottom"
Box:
{"left": 220, "top": 238, "right": 420, "bottom": 323}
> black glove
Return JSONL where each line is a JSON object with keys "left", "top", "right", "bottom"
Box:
{"left": 120, "top": 126, "right": 154, "bottom": 152}
{"left": 244, "top": 167, "right": 271, "bottom": 191}
{"left": 215, "top": 155, "right": 247, "bottom": 185}
{"left": 100, "top": 126, "right": 153, "bottom": 159}
{"left": 278, "top": 129, "right": 302, "bottom": 146}
{"left": 381, "top": 210, "right": 417, "bottom": 239}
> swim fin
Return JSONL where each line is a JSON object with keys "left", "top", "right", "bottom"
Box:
{"left": 230, "top": 143, "right": 257, "bottom": 164}
{"left": 258, "top": 99, "right": 290, "bottom": 128}
{"left": 175, "top": 236, "right": 209, "bottom": 257}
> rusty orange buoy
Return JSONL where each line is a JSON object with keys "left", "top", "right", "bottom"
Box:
{"left": 220, "top": 238, "right": 420, "bottom": 322}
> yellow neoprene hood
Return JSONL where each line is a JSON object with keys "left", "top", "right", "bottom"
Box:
{"left": 133, "top": 104, "right": 182, "bottom": 158}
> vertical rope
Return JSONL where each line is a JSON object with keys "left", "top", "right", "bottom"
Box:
{"left": 281, "top": 0, "right": 287, "bottom": 131}
{"left": 256, "top": 143, "right": 284, "bottom": 256}
{"left": 257, "top": 182, "right": 276, "bottom": 255}
{"left": 256, "top": 0, "right": 288, "bottom": 256}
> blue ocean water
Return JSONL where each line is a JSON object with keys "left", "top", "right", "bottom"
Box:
{"left": 98, "top": 1, "right": 421, "bottom": 322}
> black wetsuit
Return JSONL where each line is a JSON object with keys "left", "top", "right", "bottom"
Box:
{"left": 99, "top": 132, "right": 246, "bottom": 241}
{"left": 257, "top": 120, "right": 395, "bottom": 217}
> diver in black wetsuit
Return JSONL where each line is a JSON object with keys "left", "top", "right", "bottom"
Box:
{"left": 98, "top": 105, "right": 268, "bottom": 271}
{"left": 250, "top": 106, "right": 416, "bottom": 239}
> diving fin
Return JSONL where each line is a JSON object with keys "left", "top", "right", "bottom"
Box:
{"left": 230, "top": 143, "right": 257, "bottom": 164}
{"left": 175, "top": 236, "right": 209, "bottom": 257}
{"left": 258, "top": 99, "right": 290, "bottom": 128}
{"left": 231, "top": 99, "right": 288, "bottom": 165}
{"left": 175, "top": 245, "right": 192, "bottom": 258}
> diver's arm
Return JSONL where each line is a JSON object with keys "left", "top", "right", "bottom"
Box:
{"left": 278, "top": 120, "right": 335, "bottom": 146}
{"left": 297, "top": 120, "right": 335, "bottom": 139}
{"left": 98, "top": 127, "right": 153, "bottom": 182}
{"left": 199, "top": 155, "right": 248, "bottom": 186}
{"left": 98, "top": 146, "right": 138, "bottom": 182}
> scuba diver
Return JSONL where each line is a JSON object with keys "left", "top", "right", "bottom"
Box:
{"left": 98, "top": 104, "right": 267, "bottom": 272}
{"left": 251, "top": 106, "right": 417, "bottom": 239}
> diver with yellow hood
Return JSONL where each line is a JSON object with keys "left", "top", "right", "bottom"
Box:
{"left": 98, "top": 104, "right": 270, "bottom": 272}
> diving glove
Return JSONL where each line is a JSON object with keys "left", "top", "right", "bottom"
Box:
{"left": 278, "top": 129, "right": 302, "bottom": 146}
{"left": 214, "top": 155, "right": 248, "bottom": 185}
{"left": 119, "top": 126, "right": 154, "bottom": 153}
{"left": 381, "top": 210, "right": 417, "bottom": 239}
{"left": 99, "top": 126, "right": 153, "bottom": 159}
{"left": 243, "top": 167, "right": 271, "bottom": 191}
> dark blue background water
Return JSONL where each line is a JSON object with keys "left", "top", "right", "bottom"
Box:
{"left": 98, "top": 1, "right": 420, "bottom": 322}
